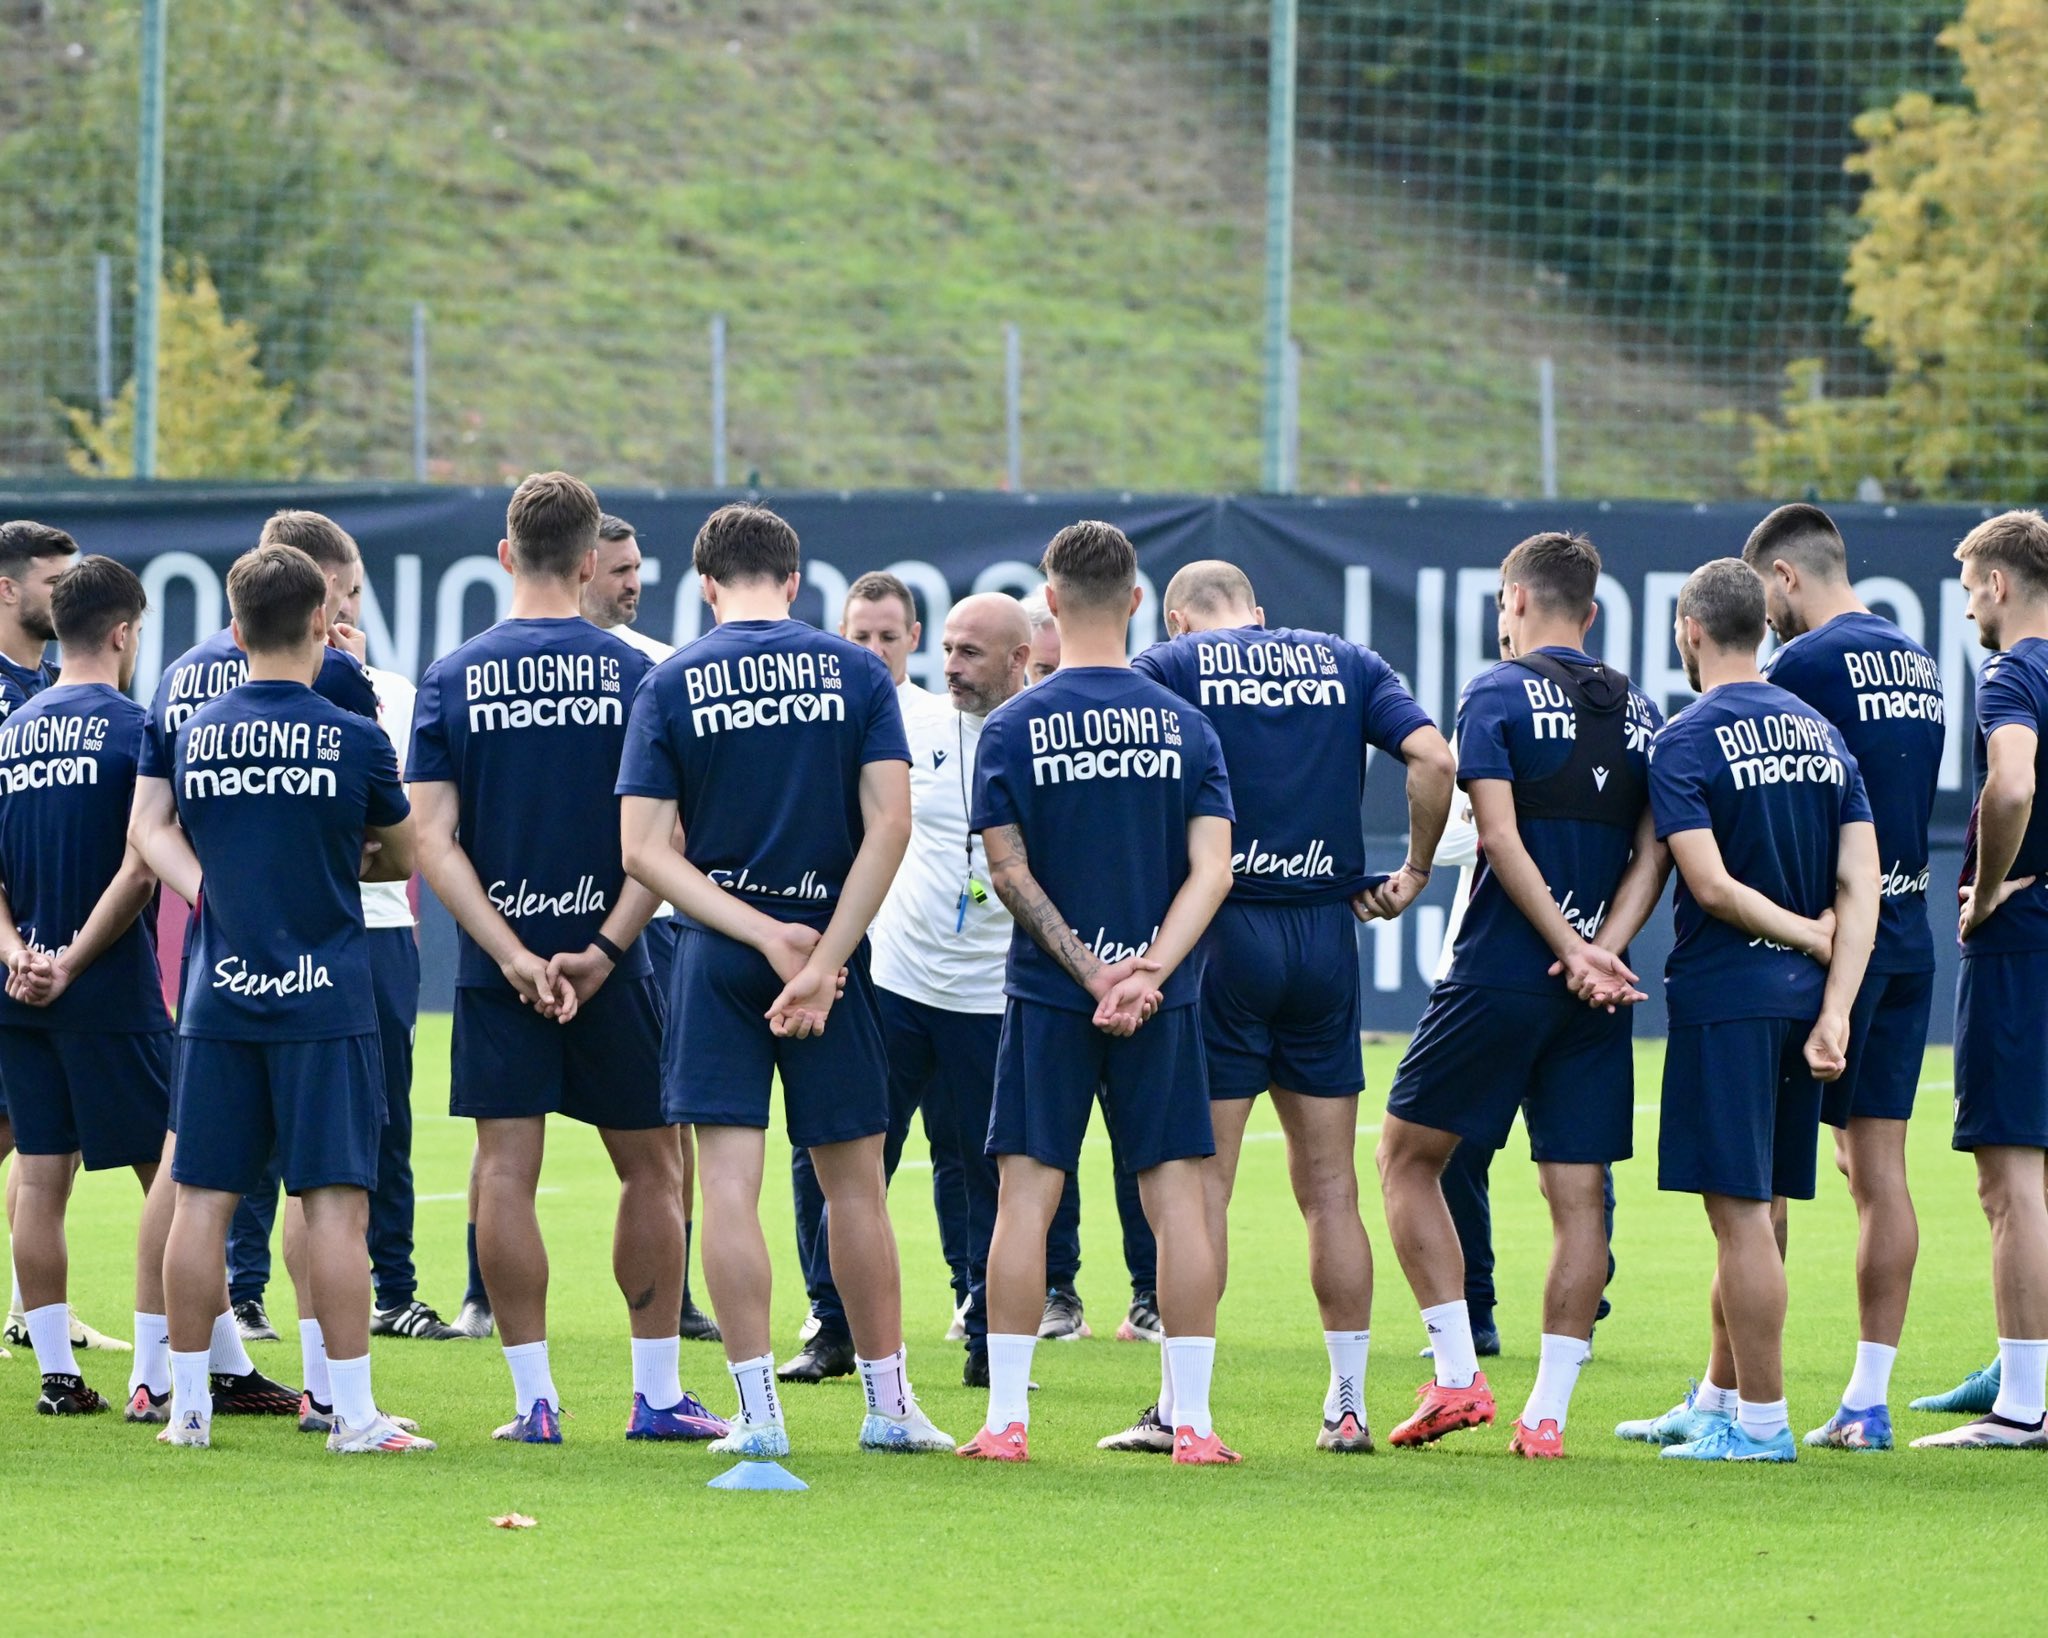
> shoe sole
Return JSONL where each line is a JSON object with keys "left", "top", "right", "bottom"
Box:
{"left": 1317, "top": 1434, "right": 1375, "bottom": 1453}
{"left": 1099, "top": 1436, "right": 1174, "bottom": 1453}
{"left": 1115, "top": 1323, "right": 1163, "bottom": 1343}
{"left": 38, "top": 1400, "right": 108, "bottom": 1416}
{"left": 1389, "top": 1405, "right": 1496, "bottom": 1448}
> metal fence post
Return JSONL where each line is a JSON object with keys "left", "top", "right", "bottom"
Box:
{"left": 410, "top": 302, "right": 430, "bottom": 483}
{"left": 1537, "top": 355, "right": 1559, "bottom": 500}
{"left": 1260, "top": 0, "right": 1298, "bottom": 494}
{"left": 95, "top": 254, "right": 114, "bottom": 411}
{"left": 131, "top": 0, "right": 169, "bottom": 477}
{"left": 1004, "top": 322, "right": 1022, "bottom": 491}
{"left": 710, "top": 314, "right": 728, "bottom": 488}
{"left": 1281, "top": 335, "right": 1302, "bottom": 493}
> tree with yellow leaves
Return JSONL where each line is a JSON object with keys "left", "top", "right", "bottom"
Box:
{"left": 1748, "top": 0, "right": 2048, "bottom": 501}
{"left": 66, "top": 259, "right": 314, "bottom": 480}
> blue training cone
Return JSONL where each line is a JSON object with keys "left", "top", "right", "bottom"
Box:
{"left": 708, "top": 1460, "right": 808, "bottom": 1492}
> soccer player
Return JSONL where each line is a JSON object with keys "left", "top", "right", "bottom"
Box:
{"left": 781, "top": 569, "right": 949, "bottom": 1383}
{"left": 1093, "top": 559, "right": 1452, "bottom": 1455}
{"left": 0, "top": 557, "right": 172, "bottom": 1416}
{"left": 144, "top": 542, "right": 430, "bottom": 1453}
{"left": 1643, "top": 557, "right": 1876, "bottom": 1464}
{"left": 411, "top": 472, "right": 714, "bottom": 1445}
{"left": 1912, "top": 510, "right": 2048, "bottom": 1449}
{"left": 958, "top": 521, "right": 1238, "bottom": 1465}
{"left": 569, "top": 511, "right": 719, "bottom": 1347}
{"left": 1739, "top": 504, "right": 1944, "bottom": 1450}
{"left": 619, "top": 501, "right": 952, "bottom": 1457}
{"left": 1376, "top": 533, "right": 1663, "bottom": 1458}
{"left": 1019, "top": 584, "right": 1164, "bottom": 1348}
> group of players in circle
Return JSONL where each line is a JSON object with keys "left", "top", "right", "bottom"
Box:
{"left": 0, "top": 477, "right": 2043, "bottom": 1464}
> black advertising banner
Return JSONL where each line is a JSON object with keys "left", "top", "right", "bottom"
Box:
{"left": 7, "top": 484, "right": 1996, "bottom": 1033}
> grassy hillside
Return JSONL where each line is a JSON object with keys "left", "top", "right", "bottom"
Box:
{"left": 10, "top": 1, "right": 1747, "bottom": 495}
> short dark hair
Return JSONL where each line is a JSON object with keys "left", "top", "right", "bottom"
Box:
{"left": 1500, "top": 531, "right": 1601, "bottom": 617}
{"left": 1955, "top": 509, "right": 2048, "bottom": 596}
{"left": 258, "top": 509, "right": 358, "bottom": 572}
{"left": 227, "top": 543, "right": 327, "bottom": 655}
{"left": 506, "top": 471, "right": 602, "bottom": 578}
{"left": 598, "top": 512, "right": 637, "bottom": 544}
{"left": 50, "top": 555, "right": 146, "bottom": 651}
{"left": 0, "top": 520, "right": 80, "bottom": 581}
{"left": 693, "top": 502, "right": 800, "bottom": 586}
{"left": 1677, "top": 558, "right": 1767, "bottom": 651}
{"left": 845, "top": 570, "right": 916, "bottom": 627}
{"left": 1742, "top": 503, "right": 1847, "bottom": 582}
{"left": 1041, "top": 520, "right": 1136, "bottom": 612}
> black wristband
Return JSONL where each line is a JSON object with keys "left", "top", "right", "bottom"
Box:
{"left": 591, "top": 932, "right": 625, "bottom": 964}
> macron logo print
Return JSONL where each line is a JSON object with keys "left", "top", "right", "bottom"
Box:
{"left": 1593, "top": 766, "right": 1611, "bottom": 791}
{"left": 934, "top": 749, "right": 948, "bottom": 768}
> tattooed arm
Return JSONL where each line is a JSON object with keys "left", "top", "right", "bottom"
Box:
{"left": 982, "top": 821, "right": 1156, "bottom": 1031}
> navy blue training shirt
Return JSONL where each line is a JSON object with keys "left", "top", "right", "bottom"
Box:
{"left": 1446, "top": 647, "right": 1661, "bottom": 994}
{"left": 172, "top": 680, "right": 408, "bottom": 1040}
{"left": 1961, "top": 639, "right": 2048, "bottom": 957}
{"left": 1762, "top": 610, "right": 1943, "bottom": 974}
{"left": 972, "top": 667, "right": 1233, "bottom": 1012}
{"left": 616, "top": 618, "right": 908, "bottom": 929}
{"left": 1649, "top": 680, "right": 1872, "bottom": 1026}
{"left": 143, "top": 628, "right": 377, "bottom": 778}
{"left": 0, "top": 683, "right": 168, "bottom": 1032}
{"left": 0, "top": 653, "right": 56, "bottom": 722}
{"left": 411, "top": 617, "right": 653, "bottom": 986}
{"left": 1133, "top": 625, "right": 1434, "bottom": 905}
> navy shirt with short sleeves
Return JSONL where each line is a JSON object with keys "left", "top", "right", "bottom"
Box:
{"left": 1133, "top": 625, "right": 1433, "bottom": 905}
{"left": 0, "top": 653, "right": 56, "bottom": 723}
{"left": 1962, "top": 639, "right": 2048, "bottom": 957}
{"left": 1446, "top": 647, "right": 1662, "bottom": 994}
{"left": 411, "top": 617, "right": 653, "bottom": 986}
{"left": 142, "top": 628, "right": 377, "bottom": 778}
{"left": 971, "top": 667, "right": 1234, "bottom": 1013}
{"left": 1649, "top": 680, "right": 1872, "bottom": 1026}
{"left": 172, "top": 680, "right": 408, "bottom": 1041}
{"left": 616, "top": 618, "right": 908, "bottom": 929}
{"left": 0, "top": 683, "right": 168, "bottom": 1032}
{"left": 1762, "top": 611, "right": 1943, "bottom": 974}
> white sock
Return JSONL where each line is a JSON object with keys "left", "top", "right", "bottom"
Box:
{"left": 298, "top": 1319, "right": 331, "bottom": 1404}
{"left": 170, "top": 1348, "right": 211, "bottom": 1423}
{"left": 208, "top": 1309, "right": 255, "bottom": 1377}
{"left": 503, "top": 1339, "right": 559, "bottom": 1417}
{"left": 1421, "top": 1300, "right": 1478, "bottom": 1389}
{"left": 327, "top": 1353, "right": 377, "bottom": 1428}
{"left": 631, "top": 1335, "right": 682, "bottom": 1411}
{"left": 1697, "top": 1375, "right": 1739, "bottom": 1417}
{"left": 1737, "top": 1396, "right": 1789, "bottom": 1442}
{"left": 1164, "top": 1336, "right": 1217, "bottom": 1438}
{"left": 728, "top": 1351, "right": 783, "bottom": 1427}
{"left": 858, "top": 1347, "right": 911, "bottom": 1420}
{"left": 25, "top": 1302, "right": 80, "bottom": 1377}
{"left": 1842, "top": 1339, "right": 1897, "bottom": 1409}
{"left": 131, "top": 1311, "right": 171, "bottom": 1396}
{"left": 1992, "top": 1338, "right": 2048, "bottom": 1425}
{"left": 1521, "top": 1333, "right": 1587, "bottom": 1431}
{"left": 985, "top": 1332, "right": 1036, "bottom": 1433}
{"left": 1323, "top": 1329, "right": 1369, "bottom": 1422}
{"left": 8, "top": 1259, "right": 21, "bottom": 1321}
{"left": 1157, "top": 1336, "right": 1176, "bottom": 1425}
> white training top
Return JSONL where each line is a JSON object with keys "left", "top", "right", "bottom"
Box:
{"left": 1430, "top": 773, "right": 1480, "bottom": 984}
{"left": 362, "top": 663, "right": 418, "bottom": 930}
{"left": 610, "top": 621, "right": 675, "bottom": 664}
{"left": 869, "top": 680, "right": 1011, "bottom": 1015}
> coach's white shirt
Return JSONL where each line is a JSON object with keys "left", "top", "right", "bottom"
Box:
{"left": 362, "top": 662, "right": 418, "bottom": 931}
{"left": 869, "top": 680, "right": 1010, "bottom": 1015}
{"left": 604, "top": 620, "right": 679, "bottom": 922}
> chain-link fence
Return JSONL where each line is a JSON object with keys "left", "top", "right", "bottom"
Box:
{"left": 4, "top": 1, "right": 2008, "bottom": 500}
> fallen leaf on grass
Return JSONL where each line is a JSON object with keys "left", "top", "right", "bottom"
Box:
{"left": 489, "top": 1513, "right": 538, "bottom": 1530}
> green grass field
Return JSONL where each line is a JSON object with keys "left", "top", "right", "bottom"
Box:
{"left": 5, "top": 1028, "right": 2031, "bottom": 1634}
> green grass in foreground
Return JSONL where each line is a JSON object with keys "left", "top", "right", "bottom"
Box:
{"left": 3, "top": 1030, "right": 2030, "bottom": 1634}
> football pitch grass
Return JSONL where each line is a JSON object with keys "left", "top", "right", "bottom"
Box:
{"left": 7, "top": 1028, "right": 2035, "bottom": 1634}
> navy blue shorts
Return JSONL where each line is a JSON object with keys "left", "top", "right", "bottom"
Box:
{"left": 1659, "top": 1017, "right": 1821, "bottom": 1201}
{"left": 989, "top": 999, "right": 1213, "bottom": 1175}
{"left": 451, "top": 974, "right": 665, "bottom": 1130}
{"left": 1386, "top": 983, "right": 1634, "bottom": 1163}
{"left": 1954, "top": 952, "right": 2048, "bottom": 1151}
{"left": 171, "top": 1033, "right": 384, "bottom": 1195}
{"left": 642, "top": 914, "right": 680, "bottom": 1006}
{"left": 663, "top": 923, "right": 889, "bottom": 1149}
{"left": 1821, "top": 967, "right": 1933, "bottom": 1128}
{"left": 1201, "top": 899, "right": 1364, "bottom": 1101}
{"left": 0, "top": 1027, "right": 171, "bottom": 1170}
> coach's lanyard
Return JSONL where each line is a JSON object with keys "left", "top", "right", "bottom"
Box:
{"left": 952, "top": 712, "right": 991, "bottom": 933}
